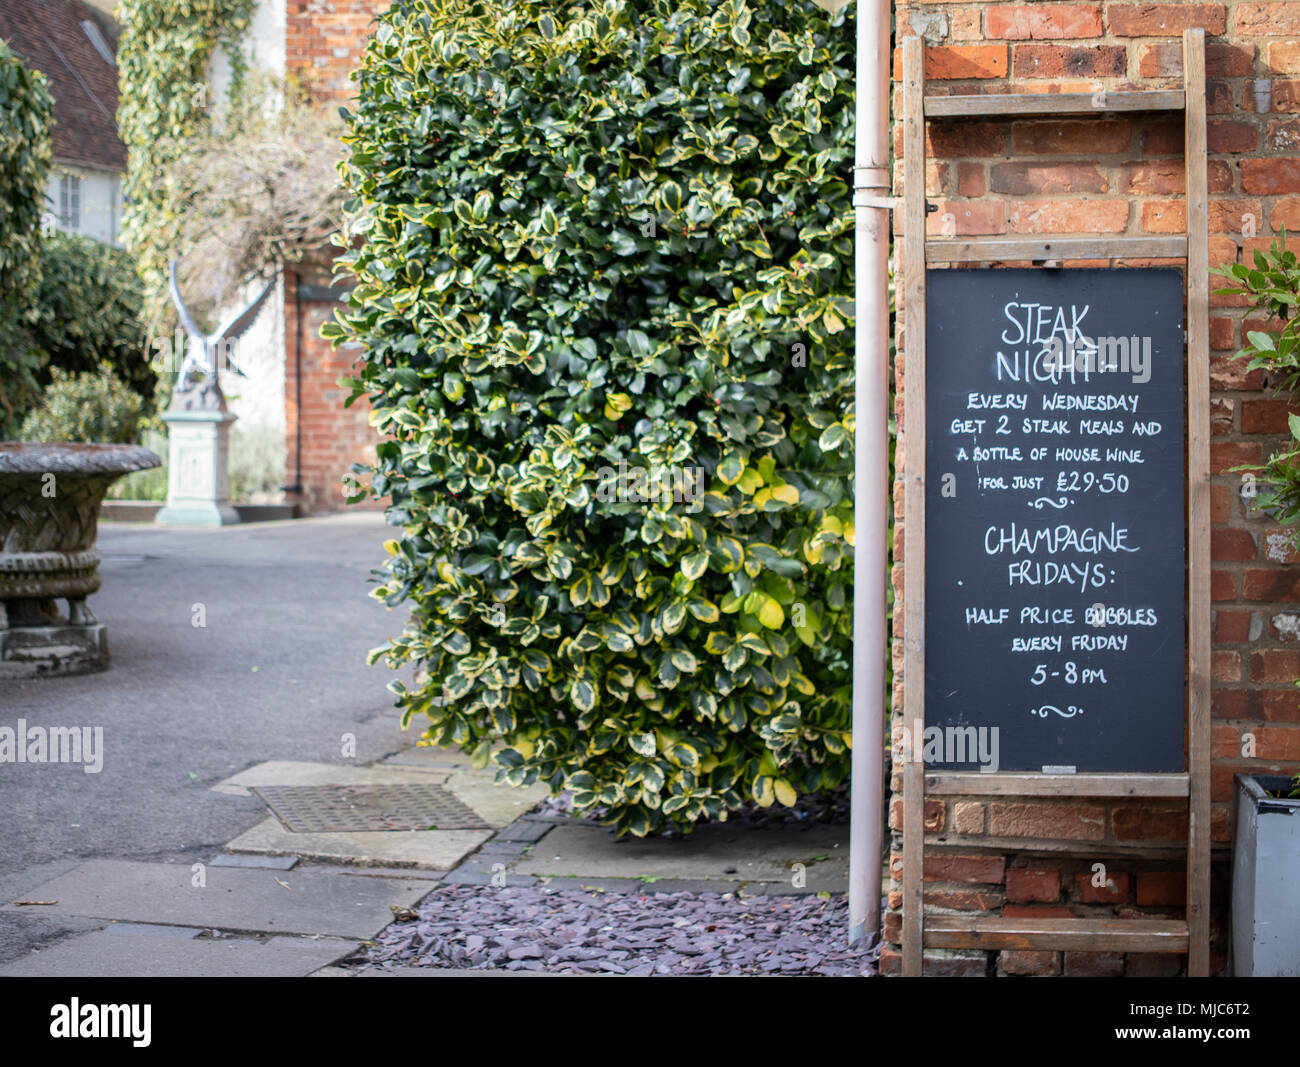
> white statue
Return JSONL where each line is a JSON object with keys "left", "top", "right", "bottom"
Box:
{"left": 168, "top": 258, "right": 275, "bottom": 410}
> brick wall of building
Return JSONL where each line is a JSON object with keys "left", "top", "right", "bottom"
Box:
{"left": 283, "top": 0, "right": 388, "bottom": 514}
{"left": 283, "top": 263, "right": 381, "bottom": 516}
{"left": 888, "top": 1, "right": 1300, "bottom": 976}
{"left": 286, "top": 0, "right": 385, "bottom": 104}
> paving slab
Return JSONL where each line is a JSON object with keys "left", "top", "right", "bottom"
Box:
{"left": 209, "top": 853, "right": 299, "bottom": 870}
{"left": 0, "top": 860, "right": 432, "bottom": 939}
{"left": 224, "top": 816, "right": 490, "bottom": 870}
{"left": 442, "top": 774, "right": 550, "bottom": 828}
{"left": 333, "top": 866, "right": 442, "bottom": 881}
{"left": 0, "top": 928, "right": 357, "bottom": 977}
{"left": 211, "top": 759, "right": 447, "bottom": 798}
{"left": 380, "top": 745, "right": 474, "bottom": 770}
{"left": 494, "top": 817, "right": 557, "bottom": 844}
{"left": 105, "top": 923, "right": 201, "bottom": 939}
{"left": 512, "top": 823, "right": 849, "bottom": 890}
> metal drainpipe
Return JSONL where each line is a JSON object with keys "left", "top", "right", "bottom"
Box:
{"left": 282, "top": 267, "right": 305, "bottom": 497}
{"left": 849, "top": 0, "right": 892, "bottom": 945}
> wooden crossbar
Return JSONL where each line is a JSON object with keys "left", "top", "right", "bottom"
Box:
{"left": 899, "top": 29, "right": 1212, "bottom": 978}
{"left": 924, "top": 90, "right": 1185, "bottom": 117}
{"left": 927, "top": 235, "right": 1188, "bottom": 263}
{"left": 925, "top": 773, "right": 1190, "bottom": 798}
{"left": 925, "top": 917, "right": 1190, "bottom": 953}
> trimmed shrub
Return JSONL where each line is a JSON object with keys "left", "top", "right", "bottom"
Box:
{"left": 20, "top": 368, "right": 144, "bottom": 445}
{"left": 0, "top": 40, "right": 54, "bottom": 437}
{"left": 331, "top": 0, "right": 855, "bottom": 834}
{"left": 28, "top": 231, "right": 156, "bottom": 409}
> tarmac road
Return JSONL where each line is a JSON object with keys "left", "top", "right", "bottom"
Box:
{"left": 0, "top": 512, "right": 414, "bottom": 959}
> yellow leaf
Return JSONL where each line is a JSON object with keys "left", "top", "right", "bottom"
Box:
{"left": 753, "top": 488, "right": 772, "bottom": 508}
{"left": 515, "top": 739, "right": 535, "bottom": 758}
{"left": 803, "top": 537, "right": 824, "bottom": 564}
{"left": 774, "top": 779, "right": 797, "bottom": 807}
{"left": 770, "top": 483, "right": 799, "bottom": 506}
{"left": 384, "top": 539, "right": 400, "bottom": 556}
{"left": 843, "top": 521, "right": 856, "bottom": 546}
{"left": 757, "top": 595, "right": 784, "bottom": 629}
{"left": 820, "top": 515, "right": 843, "bottom": 536}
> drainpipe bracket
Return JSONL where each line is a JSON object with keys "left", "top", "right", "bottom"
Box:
{"left": 855, "top": 193, "right": 897, "bottom": 211}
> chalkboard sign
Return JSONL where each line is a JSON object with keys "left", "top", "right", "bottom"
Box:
{"left": 924, "top": 268, "right": 1186, "bottom": 773}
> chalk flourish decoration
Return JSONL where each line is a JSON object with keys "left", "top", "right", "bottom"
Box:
{"left": 1027, "top": 496, "right": 1069, "bottom": 510}
{"left": 1031, "top": 704, "right": 1083, "bottom": 719}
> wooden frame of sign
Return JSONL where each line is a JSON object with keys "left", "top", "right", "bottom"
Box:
{"left": 900, "top": 29, "right": 1210, "bottom": 976}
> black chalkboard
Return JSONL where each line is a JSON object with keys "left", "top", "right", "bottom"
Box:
{"left": 924, "top": 268, "right": 1186, "bottom": 773}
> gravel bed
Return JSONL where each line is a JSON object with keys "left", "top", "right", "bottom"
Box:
{"left": 354, "top": 884, "right": 879, "bottom": 976}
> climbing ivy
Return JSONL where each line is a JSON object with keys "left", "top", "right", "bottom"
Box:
{"left": 115, "top": 0, "right": 257, "bottom": 329}
{"left": 0, "top": 39, "right": 53, "bottom": 436}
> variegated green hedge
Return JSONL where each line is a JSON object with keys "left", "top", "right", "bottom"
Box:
{"left": 330, "top": 0, "right": 856, "bottom": 834}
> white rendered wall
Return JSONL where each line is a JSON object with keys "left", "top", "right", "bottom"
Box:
{"left": 207, "top": 0, "right": 289, "bottom": 500}
{"left": 44, "top": 166, "right": 122, "bottom": 245}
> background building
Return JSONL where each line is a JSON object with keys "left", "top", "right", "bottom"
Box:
{"left": 0, "top": 0, "right": 126, "bottom": 245}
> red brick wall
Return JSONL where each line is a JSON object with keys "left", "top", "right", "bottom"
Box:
{"left": 284, "top": 265, "right": 381, "bottom": 516}
{"left": 888, "top": 1, "right": 1300, "bottom": 977}
{"left": 286, "top": 0, "right": 387, "bottom": 104}
{"left": 284, "top": 1, "right": 389, "bottom": 514}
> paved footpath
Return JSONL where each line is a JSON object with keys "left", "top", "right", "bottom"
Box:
{"left": 0, "top": 514, "right": 856, "bottom": 977}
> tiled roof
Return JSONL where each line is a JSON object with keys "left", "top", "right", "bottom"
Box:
{"left": 0, "top": 0, "right": 126, "bottom": 173}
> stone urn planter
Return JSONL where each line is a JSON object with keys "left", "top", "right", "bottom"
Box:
{"left": 1230, "top": 773, "right": 1300, "bottom": 976}
{"left": 0, "top": 443, "right": 161, "bottom": 679}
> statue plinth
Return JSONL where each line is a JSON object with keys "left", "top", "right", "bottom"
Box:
{"left": 156, "top": 257, "right": 276, "bottom": 527}
{"left": 156, "top": 405, "right": 240, "bottom": 527}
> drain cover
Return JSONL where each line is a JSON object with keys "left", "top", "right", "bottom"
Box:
{"left": 251, "top": 783, "right": 490, "bottom": 832}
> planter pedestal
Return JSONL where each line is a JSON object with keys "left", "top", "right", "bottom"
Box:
{"left": 0, "top": 443, "right": 161, "bottom": 679}
{"left": 156, "top": 408, "right": 240, "bottom": 527}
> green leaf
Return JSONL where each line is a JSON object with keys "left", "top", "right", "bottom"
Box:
{"left": 570, "top": 675, "right": 598, "bottom": 712}
{"left": 681, "top": 550, "right": 708, "bottom": 580}
{"left": 669, "top": 649, "right": 698, "bottom": 673}
{"left": 819, "top": 424, "right": 848, "bottom": 451}
{"left": 630, "top": 732, "right": 656, "bottom": 757}
{"left": 717, "top": 452, "right": 744, "bottom": 485}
